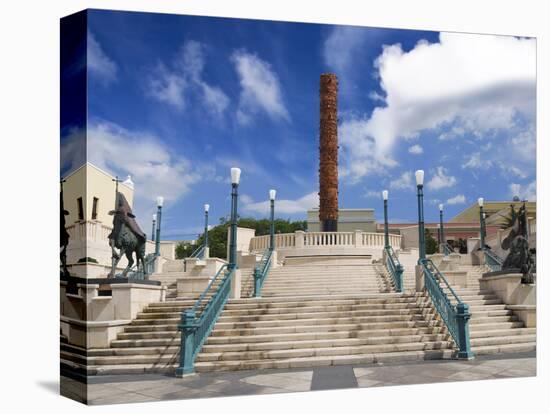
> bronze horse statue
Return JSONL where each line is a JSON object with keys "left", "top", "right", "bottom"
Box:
{"left": 60, "top": 189, "right": 70, "bottom": 278}
{"left": 501, "top": 203, "right": 535, "bottom": 283}
{"left": 108, "top": 192, "right": 147, "bottom": 278}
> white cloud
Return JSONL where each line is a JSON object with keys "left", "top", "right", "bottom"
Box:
{"left": 389, "top": 171, "right": 414, "bottom": 190}
{"left": 509, "top": 126, "right": 536, "bottom": 162}
{"left": 463, "top": 152, "right": 493, "bottom": 170}
{"left": 447, "top": 194, "right": 466, "bottom": 205}
{"left": 427, "top": 166, "right": 457, "bottom": 190}
{"left": 408, "top": 144, "right": 423, "bottom": 155}
{"left": 147, "top": 40, "right": 229, "bottom": 116}
{"left": 87, "top": 120, "right": 201, "bottom": 206}
{"left": 148, "top": 62, "right": 187, "bottom": 109}
{"left": 364, "top": 190, "right": 381, "bottom": 198}
{"left": 198, "top": 81, "right": 230, "bottom": 117}
{"left": 88, "top": 32, "right": 117, "bottom": 85}
{"left": 502, "top": 165, "right": 528, "bottom": 179}
{"left": 509, "top": 181, "right": 536, "bottom": 201}
{"left": 242, "top": 192, "right": 318, "bottom": 215}
{"left": 60, "top": 127, "right": 86, "bottom": 175}
{"left": 339, "top": 33, "right": 535, "bottom": 181}
{"left": 231, "top": 50, "right": 290, "bottom": 124}
{"left": 323, "top": 26, "right": 367, "bottom": 75}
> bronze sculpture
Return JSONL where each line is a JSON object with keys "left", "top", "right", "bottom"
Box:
{"left": 60, "top": 185, "right": 70, "bottom": 278}
{"left": 501, "top": 203, "right": 535, "bottom": 284}
{"left": 108, "top": 191, "right": 147, "bottom": 278}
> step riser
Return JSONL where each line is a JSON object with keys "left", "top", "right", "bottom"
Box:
{"left": 76, "top": 264, "right": 534, "bottom": 376}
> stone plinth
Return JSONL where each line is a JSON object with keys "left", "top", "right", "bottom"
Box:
{"left": 60, "top": 278, "right": 165, "bottom": 348}
{"left": 479, "top": 271, "right": 536, "bottom": 327}
{"left": 177, "top": 258, "right": 228, "bottom": 297}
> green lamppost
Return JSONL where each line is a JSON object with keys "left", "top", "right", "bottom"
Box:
{"left": 204, "top": 204, "right": 209, "bottom": 251}
{"left": 478, "top": 197, "right": 486, "bottom": 250}
{"left": 228, "top": 168, "right": 241, "bottom": 270}
{"left": 415, "top": 170, "right": 426, "bottom": 262}
{"left": 269, "top": 189, "right": 276, "bottom": 251}
{"left": 382, "top": 190, "right": 389, "bottom": 249}
{"left": 151, "top": 214, "right": 156, "bottom": 242}
{"left": 155, "top": 196, "right": 163, "bottom": 257}
{"left": 439, "top": 203, "right": 447, "bottom": 256}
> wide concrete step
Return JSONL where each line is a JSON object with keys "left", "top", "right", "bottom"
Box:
{"left": 112, "top": 326, "right": 447, "bottom": 348}
{"left": 210, "top": 318, "right": 438, "bottom": 337}
{"left": 74, "top": 348, "right": 457, "bottom": 375}
{"left": 260, "top": 288, "right": 389, "bottom": 297}
{"left": 469, "top": 315, "right": 519, "bottom": 324}
{"left": 102, "top": 333, "right": 452, "bottom": 356}
{"left": 194, "top": 348, "right": 456, "bottom": 372}
{"left": 220, "top": 304, "right": 429, "bottom": 316}
{"left": 215, "top": 309, "right": 429, "bottom": 323}
{"left": 204, "top": 334, "right": 452, "bottom": 353}
{"left": 470, "top": 327, "right": 534, "bottom": 338}
{"left": 195, "top": 340, "right": 454, "bottom": 363}
{"left": 123, "top": 314, "right": 439, "bottom": 338}
{"left": 469, "top": 321, "right": 526, "bottom": 331}
{"left": 472, "top": 342, "right": 536, "bottom": 355}
{"left": 470, "top": 334, "right": 536, "bottom": 347}
{"left": 261, "top": 280, "right": 386, "bottom": 286}
{"left": 150, "top": 292, "right": 416, "bottom": 308}
{"left": 214, "top": 314, "right": 440, "bottom": 330}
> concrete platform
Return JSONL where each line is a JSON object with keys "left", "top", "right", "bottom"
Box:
{"left": 61, "top": 351, "right": 536, "bottom": 405}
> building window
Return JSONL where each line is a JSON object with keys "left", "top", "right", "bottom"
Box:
{"left": 92, "top": 197, "right": 99, "bottom": 220}
{"left": 77, "top": 197, "right": 84, "bottom": 221}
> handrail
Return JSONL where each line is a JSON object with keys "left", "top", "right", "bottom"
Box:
{"left": 190, "top": 244, "right": 206, "bottom": 259}
{"left": 191, "top": 264, "right": 228, "bottom": 313}
{"left": 176, "top": 264, "right": 233, "bottom": 376}
{"left": 442, "top": 243, "right": 453, "bottom": 255}
{"left": 420, "top": 258, "right": 473, "bottom": 359}
{"left": 116, "top": 253, "right": 156, "bottom": 280}
{"left": 384, "top": 246, "right": 404, "bottom": 292}
{"left": 484, "top": 249, "right": 503, "bottom": 272}
{"left": 184, "top": 244, "right": 206, "bottom": 272}
{"left": 253, "top": 248, "right": 273, "bottom": 297}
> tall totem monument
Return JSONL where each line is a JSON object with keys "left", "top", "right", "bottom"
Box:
{"left": 319, "top": 73, "right": 339, "bottom": 232}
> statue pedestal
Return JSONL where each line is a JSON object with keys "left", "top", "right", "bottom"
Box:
{"left": 60, "top": 278, "right": 165, "bottom": 349}
{"left": 480, "top": 270, "right": 536, "bottom": 327}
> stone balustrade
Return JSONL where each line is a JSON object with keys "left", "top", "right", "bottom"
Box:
{"left": 248, "top": 230, "right": 401, "bottom": 261}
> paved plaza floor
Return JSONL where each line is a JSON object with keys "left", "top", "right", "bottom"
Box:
{"left": 61, "top": 352, "right": 536, "bottom": 405}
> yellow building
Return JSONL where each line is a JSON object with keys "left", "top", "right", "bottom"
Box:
{"left": 449, "top": 200, "right": 536, "bottom": 227}
{"left": 62, "top": 163, "right": 135, "bottom": 273}
{"left": 62, "top": 162, "right": 134, "bottom": 226}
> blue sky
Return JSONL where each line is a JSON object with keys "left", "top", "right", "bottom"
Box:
{"left": 61, "top": 9, "right": 536, "bottom": 240}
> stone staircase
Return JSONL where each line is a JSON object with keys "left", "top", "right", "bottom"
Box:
{"left": 61, "top": 257, "right": 535, "bottom": 376}
{"left": 440, "top": 265, "right": 535, "bottom": 355}
{"left": 64, "top": 262, "right": 457, "bottom": 375}
{"left": 241, "top": 264, "right": 393, "bottom": 297}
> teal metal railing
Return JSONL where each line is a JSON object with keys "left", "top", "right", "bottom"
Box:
{"left": 117, "top": 253, "right": 156, "bottom": 280}
{"left": 384, "top": 246, "right": 404, "bottom": 293}
{"left": 253, "top": 248, "right": 273, "bottom": 297}
{"left": 176, "top": 264, "right": 233, "bottom": 376}
{"left": 420, "top": 258, "right": 474, "bottom": 359}
{"left": 442, "top": 243, "right": 453, "bottom": 255}
{"left": 484, "top": 249, "right": 503, "bottom": 272}
{"left": 190, "top": 244, "right": 206, "bottom": 259}
{"left": 184, "top": 244, "right": 206, "bottom": 272}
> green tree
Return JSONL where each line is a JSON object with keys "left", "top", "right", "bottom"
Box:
{"left": 425, "top": 228, "right": 438, "bottom": 255}
{"left": 174, "top": 217, "right": 308, "bottom": 260}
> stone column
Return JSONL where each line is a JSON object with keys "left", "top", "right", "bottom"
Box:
{"left": 319, "top": 73, "right": 339, "bottom": 232}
